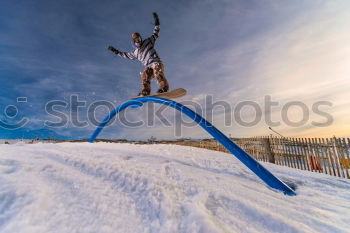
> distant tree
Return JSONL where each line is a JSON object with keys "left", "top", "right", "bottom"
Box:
{"left": 148, "top": 136, "right": 157, "bottom": 144}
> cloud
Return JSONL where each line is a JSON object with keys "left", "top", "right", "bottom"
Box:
{"left": 1, "top": 0, "right": 350, "bottom": 139}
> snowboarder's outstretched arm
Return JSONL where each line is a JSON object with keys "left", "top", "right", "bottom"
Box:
{"left": 107, "top": 46, "right": 136, "bottom": 60}
{"left": 150, "top": 12, "right": 160, "bottom": 43}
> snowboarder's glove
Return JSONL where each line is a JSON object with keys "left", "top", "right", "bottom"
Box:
{"left": 108, "top": 46, "right": 119, "bottom": 54}
{"left": 153, "top": 12, "right": 160, "bottom": 26}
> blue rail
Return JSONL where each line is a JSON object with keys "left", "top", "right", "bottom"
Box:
{"left": 89, "top": 96, "right": 296, "bottom": 196}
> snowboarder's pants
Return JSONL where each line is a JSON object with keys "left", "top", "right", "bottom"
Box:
{"left": 140, "top": 63, "right": 169, "bottom": 94}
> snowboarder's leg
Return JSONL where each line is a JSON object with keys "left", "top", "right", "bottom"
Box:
{"left": 153, "top": 63, "right": 169, "bottom": 93}
{"left": 139, "top": 67, "right": 153, "bottom": 96}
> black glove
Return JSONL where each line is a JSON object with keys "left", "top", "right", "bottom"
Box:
{"left": 153, "top": 12, "right": 160, "bottom": 26}
{"left": 108, "top": 46, "right": 119, "bottom": 54}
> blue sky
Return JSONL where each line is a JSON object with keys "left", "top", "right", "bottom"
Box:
{"left": 1, "top": 0, "right": 350, "bottom": 140}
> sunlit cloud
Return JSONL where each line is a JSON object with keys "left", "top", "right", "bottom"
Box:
{"left": 1, "top": 0, "right": 349, "bottom": 139}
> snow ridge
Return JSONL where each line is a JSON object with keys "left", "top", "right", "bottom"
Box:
{"left": 0, "top": 142, "right": 349, "bottom": 233}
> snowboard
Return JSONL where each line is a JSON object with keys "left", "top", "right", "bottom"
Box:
{"left": 134, "top": 88, "right": 186, "bottom": 99}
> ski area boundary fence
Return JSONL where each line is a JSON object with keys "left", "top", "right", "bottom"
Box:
{"left": 170, "top": 137, "right": 350, "bottom": 179}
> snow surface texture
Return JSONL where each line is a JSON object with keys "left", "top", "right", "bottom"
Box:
{"left": 0, "top": 142, "right": 349, "bottom": 233}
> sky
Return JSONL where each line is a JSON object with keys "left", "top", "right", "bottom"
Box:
{"left": 0, "top": 0, "right": 350, "bottom": 140}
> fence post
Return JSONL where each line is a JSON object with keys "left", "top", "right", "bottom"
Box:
{"left": 262, "top": 137, "right": 275, "bottom": 164}
{"left": 322, "top": 138, "right": 334, "bottom": 176}
{"left": 336, "top": 138, "right": 349, "bottom": 179}
{"left": 327, "top": 138, "right": 341, "bottom": 177}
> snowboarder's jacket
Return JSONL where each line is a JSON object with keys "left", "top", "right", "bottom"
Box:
{"left": 117, "top": 25, "right": 162, "bottom": 67}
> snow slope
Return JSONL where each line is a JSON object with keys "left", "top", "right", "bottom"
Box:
{"left": 0, "top": 142, "right": 349, "bottom": 233}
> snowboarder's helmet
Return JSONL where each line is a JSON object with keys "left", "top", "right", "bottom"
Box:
{"left": 131, "top": 32, "right": 142, "bottom": 44}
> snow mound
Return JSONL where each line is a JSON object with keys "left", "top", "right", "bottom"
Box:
{"left": 0, "top": 142, "right": 349, "bottom": 233}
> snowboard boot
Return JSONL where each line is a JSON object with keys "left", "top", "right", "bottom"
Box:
{"left": 137, "top": 90, "right": 150, "bottom": 97}
{"left": 157, "top": 87, "right": 169, "bottom": 94}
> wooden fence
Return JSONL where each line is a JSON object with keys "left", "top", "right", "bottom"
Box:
{"left": 171, "top": 137, "right": 350, "bottom": 179}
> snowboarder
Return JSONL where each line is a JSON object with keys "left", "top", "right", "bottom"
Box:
{"left": 108, "top": 12, "right": 169, "bottom": 97}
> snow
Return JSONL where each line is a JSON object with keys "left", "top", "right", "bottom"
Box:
{"left": 0, "top": 142, "right": 349, "bottom": 233}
